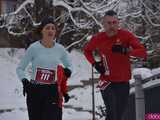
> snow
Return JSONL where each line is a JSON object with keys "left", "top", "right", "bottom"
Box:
{"left": 68, "top": 50, "right": 92, "bottom": 85}
{"left": 130, "top": 68, "right": 153, "bottom": 84}
{"left": 0, "top": 49, "right": 104, "bottom": 120}
{"left": 151, "top": 67, "right": 160, "bottom": 75}
{"left": 0, "top": 48, "right": 160, "bottom": 120}
{"left": 0, "top": 109, "right": 28, "bottom": 120}
{"left": 130, "top": 67, "right": 160, "bottom": 85}
{"left": 0, "top": 0, "right": 126, "bottom": 35}
{"left": 66, "top": 86, "right": 103, "bottom": 111}
{"left": 0, "top": 0, "right": 160, "bottom": 119}
{"left": 53, "top": 0, "right": 103, "bottom": 29}
{"left": 63, "top": 109, "right": 91, "bottom": 120}
{"left": 133, "top": 67, "right": 153, "bottom": 79}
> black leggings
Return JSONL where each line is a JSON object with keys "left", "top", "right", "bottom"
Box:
{"left": 26, "top": 84, "right": 62, "bottom": 120}
{"left": 101, "top": 82, "right": 129, "bottom": 120}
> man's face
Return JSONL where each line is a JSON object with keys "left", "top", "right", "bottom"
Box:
{"left": 103, "top": 15, "right": 119, "bottom": 35}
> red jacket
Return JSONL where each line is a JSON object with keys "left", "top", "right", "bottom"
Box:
{"left": 83, "top": 29, "right": 147, "bottom": 82}
{"left": 57, "top": 65, "right": 68, "bottom": 108}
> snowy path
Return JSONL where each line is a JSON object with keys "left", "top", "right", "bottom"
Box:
{"left": 0, "top": 49, "right": 105, "bottom": 120}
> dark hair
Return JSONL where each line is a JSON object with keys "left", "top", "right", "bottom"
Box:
{"left": 36, "top": 16, "right": 57, "bottom": 38}
{"left": 104, "top": 10, "right": 117, "bottom": 16}
{"left": 39, "top": 16, "right": 55, "bottom": 31}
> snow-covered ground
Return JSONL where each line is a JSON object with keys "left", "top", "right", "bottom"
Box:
{"left": 0, "top": 48, "right": 160, "bottom": 120}
{"left": 0, "top": 48, "right": 104, "bottom": 120}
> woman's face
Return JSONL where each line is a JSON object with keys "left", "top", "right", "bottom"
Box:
{"left": 41, "top": 23, "right": 56, "bottom": 40}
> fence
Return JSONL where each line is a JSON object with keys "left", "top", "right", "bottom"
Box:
{"left": 123, "top": 73, "right": 160, "bottom": 120}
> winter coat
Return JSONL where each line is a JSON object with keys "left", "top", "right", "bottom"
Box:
{"left": 83, "top": 29, "right": 147, "bottom": 82}
{"left": 57, "top": 65, "right": 68, "bottom": 108}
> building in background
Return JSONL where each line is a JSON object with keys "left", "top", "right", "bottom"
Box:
{"left": 0, "top": 0, "right": 20, "bottom": 15}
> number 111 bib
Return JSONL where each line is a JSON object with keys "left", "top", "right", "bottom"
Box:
{"left": 35, "top": 67, "right": 55, "bottom": 84}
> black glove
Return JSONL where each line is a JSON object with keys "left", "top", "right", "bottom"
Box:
{"left": 112, "top": 44, "right": 128, "bottom": 54}
{"left": 64, "top": 68, "right": 72, "bottom": 78}
{"left": 21, "top": 78, "right": 30, "bottom": 96}
{"left": 93, "top": 61, "right": 105, "bottom": 74}
{"left": 64, "top": 93, "right": 70, "bottom": 103}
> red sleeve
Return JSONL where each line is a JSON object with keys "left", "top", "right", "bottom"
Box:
{"left": 61, "top": 76, "right": 68, "bottom": 95}
{"left": 128, "top": 32, "right": 147, "bottom": 60}
{"left": 57, "top": 65, "right": 68, "bottom": 95}
{"left": 83, "top": 35, "right": 99, "bottom": 64}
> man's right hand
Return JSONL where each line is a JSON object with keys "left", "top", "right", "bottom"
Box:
{"left": 21, "top": 78, "right": 30, "bottom": 96}
{"left": 93, "top": 61, "right": 105, "bottom": 74}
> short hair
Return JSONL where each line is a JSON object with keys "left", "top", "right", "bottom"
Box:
{"left": 36, "top": 16, "right": 57, "bottom": 38}
{"left": 104, "top": 10, "right": 117, "bottom": 16}
{"left": 39, "top": 16, "right": 56, "bottom": 31}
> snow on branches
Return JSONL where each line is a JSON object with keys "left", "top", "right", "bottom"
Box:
{"left": 0, "top": 0, "right": 160, "bottom": 50}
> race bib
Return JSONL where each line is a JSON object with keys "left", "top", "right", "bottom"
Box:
{"left": 35, "top": 68, "right": 55, "bottom": 84}
{"left": 96, "top": 80, "right": 111, "bottom": 90}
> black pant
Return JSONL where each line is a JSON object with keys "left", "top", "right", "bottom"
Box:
{"left": 26, "top": 84, "right": 62, "bottom": 120}
{"left": 101, "top": 82, "right": 129, "bottom": 120}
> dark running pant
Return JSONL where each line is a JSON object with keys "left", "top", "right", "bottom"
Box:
{"left": 101, "top": 82, "right": 129, "bottom": 120}
{"left": 26, "top": 84, "right": 62, "bottom": 120}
